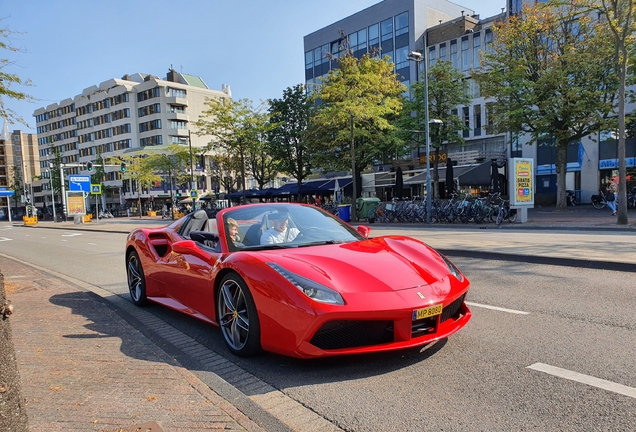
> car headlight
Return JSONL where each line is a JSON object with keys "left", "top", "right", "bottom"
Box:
{"left": 267, "top": 262, "right": 345, "bottom": 305}
{"left": 441, "top": 255, "right": 464, "bottom": 282}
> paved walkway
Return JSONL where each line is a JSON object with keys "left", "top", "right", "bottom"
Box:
{"left": 2, "top": 204, "right": 634, "bottom": 431}
{"left": 2, "top": 255, "right": 267, "bottom": 432}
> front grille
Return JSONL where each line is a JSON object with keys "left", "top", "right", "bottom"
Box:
{"left": 441, "top": 294, "right": 466, "bottom": 323}
{"left": 411, "top": 316, "right": 437, "bottom": 338}
{"left": 310, "top": 320, "right": 394, "bottom": 350}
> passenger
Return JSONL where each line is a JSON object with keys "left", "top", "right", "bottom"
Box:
{"left": 226, "top": 218, "right": 241, "bottom": 244}
{"left": 260, "top": 213, "right": 300, "bottom": 244}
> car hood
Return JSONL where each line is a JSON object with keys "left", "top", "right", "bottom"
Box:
{"left": 258, "top": 236, "right": 452, "bottom": 294}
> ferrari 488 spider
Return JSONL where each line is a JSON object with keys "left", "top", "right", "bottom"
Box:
{"left": 125, "top": 203, "right": 471, "bottom": 358}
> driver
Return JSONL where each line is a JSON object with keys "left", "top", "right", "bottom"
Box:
{"left": 260, "top": 213, "right": 300, "bottom": 244}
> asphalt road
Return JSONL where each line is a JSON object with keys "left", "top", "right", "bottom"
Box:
{"left": 1, "top": 225, "right": 635, "bottom": 431}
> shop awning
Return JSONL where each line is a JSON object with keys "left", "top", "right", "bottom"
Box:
{"left": 403, "top": 164, "right": 482, "bottom": 185}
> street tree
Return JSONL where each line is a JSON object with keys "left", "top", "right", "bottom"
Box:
{"left": 8, "top": 165, "right": 24, "bottom": 214}
{"left": 579, "top": 0, "right": 636, "bottom": 224}
{"left": 1, "top": 24, "right": 35, "bottom": 126}
{"left": 473, "top": 1, "right": 618, "bottom": 209}
{"left": 399, "top": 60, "right": 470, "bottom": 197}
{"left": 267, "top": 84, "right": 314, "bottom": 194}
{"left": 196, "top": 97, "right": 267, "bottom": 203}
{"left": 209, "top": 152, "right": 241, "bottom": 194}
{"left": 311, "top": 50, "right": 405, "bottom": 220}
{"left": 246, "top": 112, "right": 277, "bottom": 189}
{"left": 117, "top": 155, "right": 160, "bottom": 218}
{"left": 144, "top": 145, "right": 191, "bottom": 217}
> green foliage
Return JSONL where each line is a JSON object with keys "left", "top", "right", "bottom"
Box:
{"left": 8, "top": 165, "right": 23, "bottom": 208}
{"left": 196, "top": 97, "right": 269, "bottom": 196}
{"left": 473, "top": 0, "right": 619, "bottom": 208}
{"left": 399, "top": 60, "right": 471, "bottom": 152}
{"left": 310, "top": 51, "right": 406, "bottom": 176}
{"left": 267, "top": 84, "right": 314, "bottom": 185}
{"left": 0, "top": 24, "right": 35, "bottom": 126}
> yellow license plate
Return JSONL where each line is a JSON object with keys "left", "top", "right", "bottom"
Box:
{"left": 413, "top": 304, "right": 443, "bottom": 320}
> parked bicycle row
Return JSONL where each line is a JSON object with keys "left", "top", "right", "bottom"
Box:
{"left": 368, "top": 193, "right": 517, "bottom": 226}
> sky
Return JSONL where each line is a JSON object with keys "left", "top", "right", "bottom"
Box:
{"left": 2, "top": 0, "right": 506, "bottom": 133}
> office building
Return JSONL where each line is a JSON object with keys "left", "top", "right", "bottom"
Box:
{"left": 33, "top": 70, "right": 231, "bottom": 211}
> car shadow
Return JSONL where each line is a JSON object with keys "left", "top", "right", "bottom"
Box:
{"left": 48, "top": 291, "right": 177, "bottom": 364}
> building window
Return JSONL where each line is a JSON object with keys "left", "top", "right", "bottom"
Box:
{"left": 357, "top": 28, "right": 367, "bottom": 52}
{"left": 461, "top": 36, "right": 469, "bottom": 72}
{"left": 167, "top": 87, "right": 186, "bottom": 98}
{"left": 473, "top": 104, "right": 482, "bottom": 136}
{"left": 381, "top": 18, "right": 393, "bottom": 41}
{"left": 305, "top": 51, "right": 313, "bottom": 70}
{"left": 395, "top": 12, "right": 408, "bottom": 36}
{"left": 485, "top": 29, "right": 493, "bottom": 53}
{"left": 450, "top": 40, "right": 458, "bottom": 69}
{"left": 369, "top": 23, "right": 379, "bottom": 53}
{"left": 473, "top": 32, "right": 481, "bottom": 68}
{"left": 395, "top": 46, "right": 409, "bottom": 69}
{"left": 439, "top": 43, "right": 447, "bottom": 62}
{"left": 485, "top": 102, "right": 495, "bottom": 134}
{"left": 170, "top": 120, "right": 187, "bottom": 130}
{"left": 429, "top": 47, "right": 436, "bottom": 67}
{"left": 462, "top": 106, "right": 470, "bottom": 138}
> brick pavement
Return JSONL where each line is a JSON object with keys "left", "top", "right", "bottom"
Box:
{"left": 2, "top": 256, "right": 264, "bottom": 432}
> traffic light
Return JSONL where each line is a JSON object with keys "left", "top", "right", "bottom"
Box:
{"left": 86, "top": 161, "right": 93, "bottom": 171}
{"left": 120, "top": 162, "right": 126, "bottom": 172}
{"left": 176, "top": 191, "right": 181, "bottom": 198}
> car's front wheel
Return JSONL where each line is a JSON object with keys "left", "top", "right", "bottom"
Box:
{"left": 127, "top": 250, "right": 148, "bottom": 306}
{"left": 217, "top": 273, "right": 261, "bottom": 357}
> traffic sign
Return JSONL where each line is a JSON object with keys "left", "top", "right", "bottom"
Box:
{"left": 68, "top": 175, "right": 91, "bottom": 192}
{"left": 0, "top": 190, "right": 15, "bottom": 197}
{"left": 190, "top": 190, "right": 197, "bottom": 198}
{"left": 90, "top": 184, "right": 102, "bottom": 195}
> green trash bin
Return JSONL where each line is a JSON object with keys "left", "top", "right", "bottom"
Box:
{"left": 356, "top": 197, "right": 381, "bottom": 223}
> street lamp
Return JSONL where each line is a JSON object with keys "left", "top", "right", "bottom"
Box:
{"left": 180, "top": 130, "right": 195, "bottom": 210}
{"left": 407, "top": 49, "right": 441, "bottom": 223}
{"left": 46, "top": 168, "right": 56, "bottom": 222}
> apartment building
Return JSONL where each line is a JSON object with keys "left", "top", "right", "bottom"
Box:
{"left": 33, "top": 69, "right": 230, "bottom": 210}
{"left": 0, "top": 120, "right": 40, "bottom": 213}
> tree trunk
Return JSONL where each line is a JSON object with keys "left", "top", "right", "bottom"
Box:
{"left": 0, "top": 272, "right": 29, "bottom": 431}
{"left": 555, "top": 143, "right": 567, "bottom": 210}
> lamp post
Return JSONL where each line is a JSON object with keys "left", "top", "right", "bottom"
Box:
{"left": 407, "top": 49, "right": 440, "bottom": 223}
{"left": 46, "top": 168, "right": 56, "bottom": 222}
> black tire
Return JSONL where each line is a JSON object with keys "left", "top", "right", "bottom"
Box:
{"left": 591, "top": 200, "right": 605, "bottom": 209}
{"left": 127, "top": 250, "right": 148, "bottom": 306}
{"left": 217, "top": 273, "right": 261, "bottom": 357}
{"left": 496, "top": 209, "right": 504, "bottom": 226}
{"left": 508, "top": 210, "right": 518, "bottom": 223}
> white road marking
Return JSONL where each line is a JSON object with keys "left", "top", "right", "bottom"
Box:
{"left": 0, "top": 237, "right": 12, "bottom": 242}
{"left": 527, "top": 363, "right": 636, "bottom": 399}
{"left": 465, "top": 301, "right": 529, "bottom": 315}
{"left": 87, "top": 242, "right": 97, "bottom": 245}
{"left": 61, "top": 233, "right": 82, "bottom": 237}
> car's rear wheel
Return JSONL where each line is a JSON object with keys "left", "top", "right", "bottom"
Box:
{"left": 217, "top": 273, "right": 261, "bottom": 357}
{"left": 127, "top": 250, "right": 148, "bottom": 306}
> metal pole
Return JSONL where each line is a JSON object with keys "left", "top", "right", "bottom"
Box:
{"left": 188, "top": 130, "right": 195, "bottom": 210}
{"left": 424, "top": 48, "right": 432, "bottom": 224}
{"left": 60, "top": 164, "right": 67, "bottom": 221}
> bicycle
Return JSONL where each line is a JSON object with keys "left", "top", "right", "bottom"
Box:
{"left": 495, "top": 200, "right": 517, "bottom": 226}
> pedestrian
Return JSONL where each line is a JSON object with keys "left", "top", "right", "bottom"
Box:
{"left": 606, "top": 179, "right": 617, "bottom": 216}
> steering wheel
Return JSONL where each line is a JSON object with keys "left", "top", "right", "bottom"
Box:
{"left": 293, "top": 227, "right": 323, "bottom": 241}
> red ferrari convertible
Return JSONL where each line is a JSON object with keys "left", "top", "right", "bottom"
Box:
{"left": 125, "top": 203, "right": 471, "bottom": 358}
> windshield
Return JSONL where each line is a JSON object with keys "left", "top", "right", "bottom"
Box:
{"left": 221, "top": 204, "right": 363, "bottom": 251}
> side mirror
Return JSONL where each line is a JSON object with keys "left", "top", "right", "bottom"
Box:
{"left": 356, "top": 225, "right": 371, "bottom": 239}
{"left": 172, "top": 240, "right": 201, "bottom": 256}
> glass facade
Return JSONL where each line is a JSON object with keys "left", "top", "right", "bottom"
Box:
{"left": 305, "top": 11, "right": 409, "bottom": 85}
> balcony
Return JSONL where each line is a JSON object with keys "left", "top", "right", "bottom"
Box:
{"left": 166, "top": 97, "right": 188, "bottom": 106}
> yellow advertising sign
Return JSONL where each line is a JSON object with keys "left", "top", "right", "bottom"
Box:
{"left": 67, "top": 194, "right": 86, "bottom": 216}
{"left": 511, "top": 158, "right": 534, "bottom": 206}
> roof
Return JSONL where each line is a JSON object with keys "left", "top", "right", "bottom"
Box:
{"left": 181, "top": 73, "right": 209, "bottom": 89}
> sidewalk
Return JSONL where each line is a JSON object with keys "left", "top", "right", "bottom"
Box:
{"left": 2, "top": 255, "right": 266, "bottom": 432}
